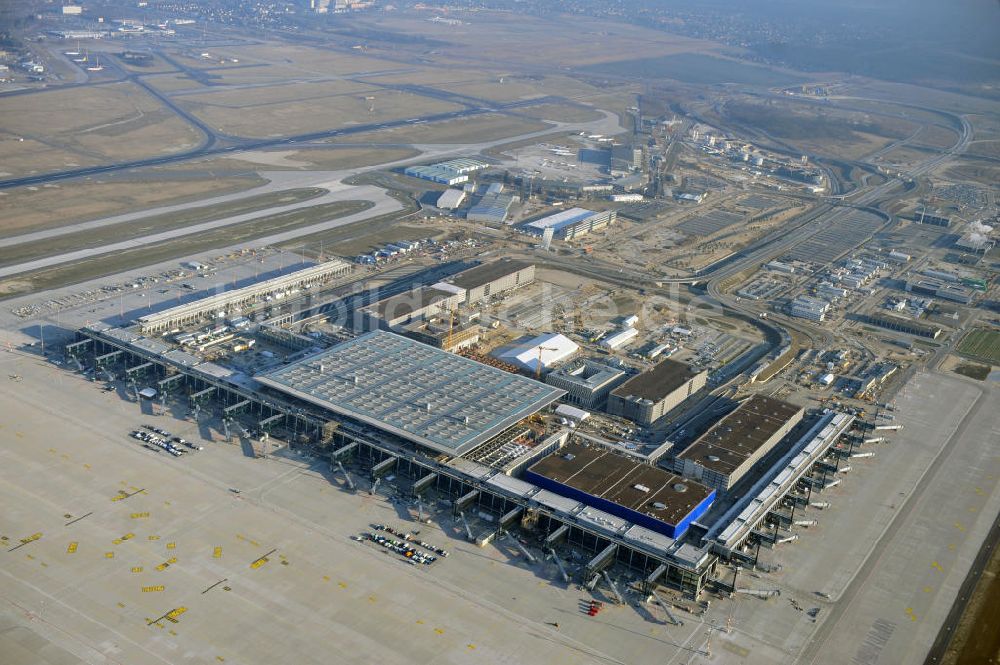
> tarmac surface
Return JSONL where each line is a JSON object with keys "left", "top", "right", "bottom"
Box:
{"left": 0, "top": 346, "right": 721, "bottom": 665}
{"left": 720, "top": 370, "right": 1000, "bottom": 664}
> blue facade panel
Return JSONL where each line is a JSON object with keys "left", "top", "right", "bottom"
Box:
{"left": 523, "top": 470, "right": 715, "bottom": 539}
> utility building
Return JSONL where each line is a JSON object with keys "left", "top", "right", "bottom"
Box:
{"left": 607, "top": 359, "right": 707, "bottom": 425}
{"left": 672, "top": 395, "right": 804, "bottom": 492}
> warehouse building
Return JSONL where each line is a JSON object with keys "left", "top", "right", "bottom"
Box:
{"left": 404, "top": 158, "right": 489, "bottom": 186}
{"left": 607, "top": 359, "right": 708, "bottom": 425}
{"left": 602, "top": 327, "right": 640, "bottom": 350}
{"left": 859, "top": 313, "right": 942, "bottom": 339}
{"left": 436, "top": 189, "right": 466, "bottom": 210}
{"left": 135, "top": 260, "right": 352, "bottom": 334}
{"left": 359, "top": 286, "right": 464, "bottom": 331}
{"left": 494, "top": 332, "right": 579, "bottom": 374}
{"left": 520, "top": 207, "right": 616, "bottom": 240}
{"left": 440, "top": 259, "right": 534, "bottom": 306}
{"left": 466, "top": 192, "right": 516, "bottom": 225}
{"left": 525, "top": 442, "right": 715, "bottom": 539}
{"left": 545, "top": 360, "right": 629, "bottom": 410}
{"left": 672, "top": 395, "right": 804, "bottom": 492}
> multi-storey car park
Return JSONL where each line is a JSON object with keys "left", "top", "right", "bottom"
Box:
{"left": 606, "top": 358, "right": 708, "bottom": 425}
{"left": 63, "top": 261, "right": 876, "bottom": 598}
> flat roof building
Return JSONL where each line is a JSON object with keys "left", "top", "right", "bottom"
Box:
{"left": 607, "top": 359, "right": 708, "bottom": 425}
{"left": 441, "top": 259, "right": 534, "bottom": 306}
{"left": 256, "top": 331, "right": 564, "bottom": 457}
{"left": 136, "top": 260, "right": 352, "bottom": 334}
{"left": 673, "top": 395, "right": 804, "bottom": 492}
{"left": 789, "top": 295, "right": 830, "bottom": 322}
{"left": 360, "top": 286, "right": 464, "bottom": 331}
{"left": 546, "top": 360, "right": 628, "bottom": 410}
{"left": 524, "top": 442, "right": 715, "bottom": 539}
{"left": 520, "top": 207, "right": 616, "bottom": 240}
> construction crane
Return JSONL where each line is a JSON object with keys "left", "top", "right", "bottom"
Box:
{"left": 535, "top": 346, "right": 558, "bottom": 379}
{"left": 446, "top": 309, "right": 458, "bottom": 351}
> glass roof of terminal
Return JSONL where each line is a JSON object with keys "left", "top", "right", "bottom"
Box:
{"left": 256, "top": 331, "right": 564, "bottom": 456}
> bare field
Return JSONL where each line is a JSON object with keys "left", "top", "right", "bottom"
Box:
{"left": 0, "top": 176, "right": 264, "bottom": 236}
{"left": 143, "top": 72, "right": 208, "bottom": 93}
{"left": 942, "top": 161, "right": 1000, "bottom": 186}
{"left": 171, "top": 44, "right": 400, "bottom": 78}
{"left": 179, "top": 90, "right": 462, "bottom": 139}
{"left": 880, "top": 144, "right": 939, "bottom": 168}
{"left": 912, "top": 124, "right": 961, "bottom": 150}
{"left": 351, "top": 12, "right": 720, "bottom": 68}
{"left": 515, "top": 103, "right": 604, "bottom": 123}
{"left": 722, "top": 99, "right": 922, "bottom": 161}
{"left": 172, "top": 79, "right": 375, "bottom": 108}
{"left": 0, "top": 82, "right": 202, "bottom": 171}
{"left": 328, "top": 114, "right": 551, "bottom": 145}
{"left": 966, "top": 139, "right": 1000, "bottom": 160}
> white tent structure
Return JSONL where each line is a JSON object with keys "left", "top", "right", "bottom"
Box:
{"left": 495, "top": 333, "right": 579, "bottom": 374}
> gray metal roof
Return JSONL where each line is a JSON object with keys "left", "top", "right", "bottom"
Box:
{"left": 256, "top": 331, "right": 565, "bottom": 456}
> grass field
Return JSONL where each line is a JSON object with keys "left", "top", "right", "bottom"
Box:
{"left": 163, "top": 146, "right": 420, "bottom": 172}
{"left": 328, "top": 114, "right": 550, "bottom": 145}
{"left": 178, "top": 88, "right": 462, "bottom": 139}
{"left": 0, "top": 82, "right": 202, "bottom": 172}
{"left": 956, "top": 328, "right": 1000, "bottom": 365}
{"left": 0, "top": 200, "right": 372, "bottom": 299}
{"left": 0, "top": 176, "right": 265, "bottom": 236}
{"left": 354, "top": 12, "right": 717, "bottom": 68}
{"left": 0, "top": 188, "right": 327, "bottom": 268}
